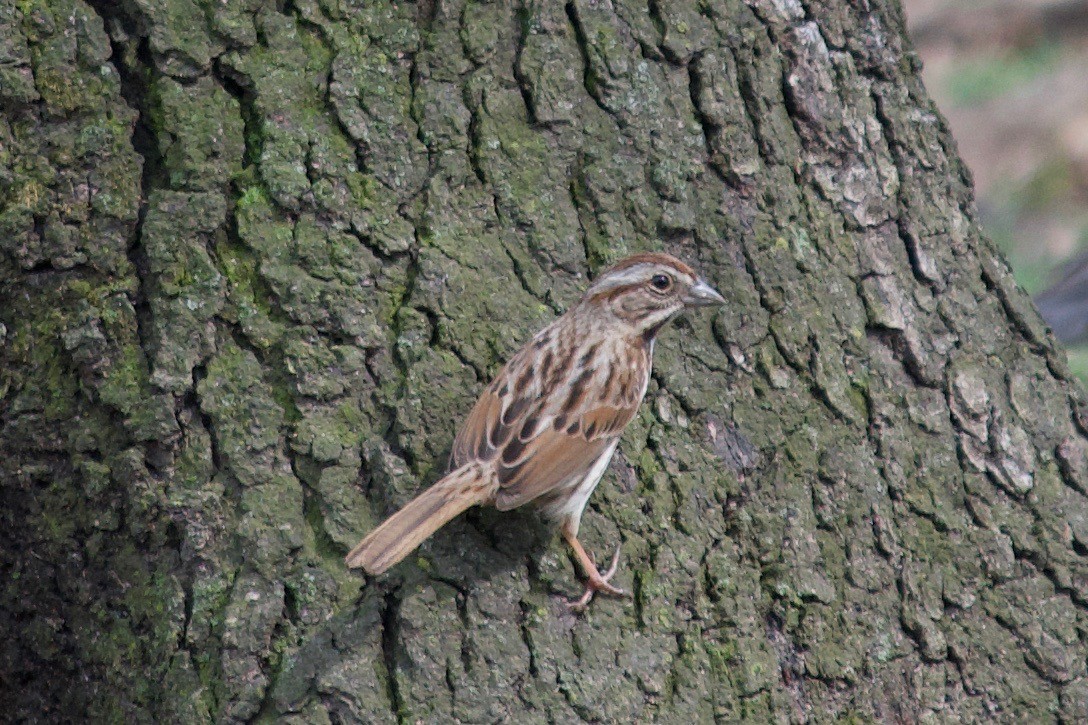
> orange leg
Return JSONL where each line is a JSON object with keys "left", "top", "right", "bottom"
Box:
{"left": 561, "top": 522, "right": 625, "bottom": 610}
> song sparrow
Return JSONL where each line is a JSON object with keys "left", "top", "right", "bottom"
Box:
{"left": 346, "top": 253, "right": 725, "bottom": 608}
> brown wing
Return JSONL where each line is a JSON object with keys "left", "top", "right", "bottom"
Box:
{"left": 493, "top": 402, "right": 637, "bottom": 510}
{"left": 449, "top": 345, "right": 541, "bottom": 469}
{"left": 449, "top": 384, "right": 506, "bottom": 467}
{"left": 449, "top": 317, "right": 650, "bottom": 510}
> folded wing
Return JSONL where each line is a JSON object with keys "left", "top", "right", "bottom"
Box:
{"left": 449, "top": 337, "right": 646, "bottom": 511}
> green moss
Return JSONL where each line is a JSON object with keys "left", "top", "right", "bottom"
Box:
{"left": 271, "top": 380, "right": 303, "bottom": 424}
{"left": 337, "top": 401, "right": 367, "bottom": 431}
{"left": 97, "top": 342, "right": 147, "bottom": 411}
{"left": 215, "top": 232, "right": 274, "bottom": 316}
{"left": 297, "top": 22, "right": 333, "bottom": 71}
{"left": 569, "top": 166, "right": 615, "bottom": 269}
{"left": 40, "top": 347, "right": 78, "bottom": 419}
{"left": 15, "top": 0, "right": 42, "bottom": 19}
{"left": 33, "top": 66, "right": 109, "bottom": 114}
{"left": 705, "top": 639, "right": 738, "bottom": 678}
{"left": 237, "top": 184, "right": 271, "bottom": 211}
{"left": 345, "top": 171, "right": 380, "bottom": 209}
{"left": 846, "top": 381, "right": 870, "bottom": 421}
{"left": 152, "top": 76, "right": 246, "bottom": 188}
{"left": 189, "top": 571, "right": 236, "bottom": 700}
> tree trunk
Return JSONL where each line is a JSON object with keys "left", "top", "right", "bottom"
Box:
{"left": 3, "top": 0, "right": 1087, "bottom": 721}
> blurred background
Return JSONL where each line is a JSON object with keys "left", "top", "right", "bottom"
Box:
{"left": 904, "top": 0, "right": 1088, "bottom": 379}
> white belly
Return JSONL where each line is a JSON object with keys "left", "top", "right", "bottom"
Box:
{"left": 542, "top": 440, "right": 619, "bottom": 536}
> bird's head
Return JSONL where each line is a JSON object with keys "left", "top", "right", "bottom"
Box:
{"left": 581, "top": 252, "right": 725, "bottom": 339}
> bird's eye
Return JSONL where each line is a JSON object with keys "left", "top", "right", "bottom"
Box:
{"left": 650, "top": 274, "right": 672, "bottom": 292}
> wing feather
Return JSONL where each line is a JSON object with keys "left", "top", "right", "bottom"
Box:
{"left": 450, "top": 343, "right": 542, "bottom": 467}
{"left": 493, "top": 402, "right": 637, "bottom": 510}
{"left": 450, "top": 322, "right": 649, "bottom": 511}
{"left": 450, "top": 386, "right": 504, "bottom": 465}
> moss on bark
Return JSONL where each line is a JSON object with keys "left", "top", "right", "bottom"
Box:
{"left": 2, "top": 0, "right": 1087, "bottom": 721}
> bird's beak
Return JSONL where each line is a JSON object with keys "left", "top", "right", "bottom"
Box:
{"left": 684, "top": 278, "right": 726, "bottom": 307}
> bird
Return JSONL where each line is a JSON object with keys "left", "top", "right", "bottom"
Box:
{"left": 345, "top": 252, "right": 726, "bottom": 609}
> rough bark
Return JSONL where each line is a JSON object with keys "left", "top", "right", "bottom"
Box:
{"left": 2, "top": 0, "right": 1087, "bottom": 722}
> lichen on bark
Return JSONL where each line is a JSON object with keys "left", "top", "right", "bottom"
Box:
{"left": 2, "top": 0, "right": 1087, "bottom": 722}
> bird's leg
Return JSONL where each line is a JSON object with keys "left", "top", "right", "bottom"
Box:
{"left": 562, "top": 522, "right": 625, "bottom": 610}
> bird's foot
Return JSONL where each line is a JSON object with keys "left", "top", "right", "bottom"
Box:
{"left": 566, "top": 544, "right": 625, "bottom": 611}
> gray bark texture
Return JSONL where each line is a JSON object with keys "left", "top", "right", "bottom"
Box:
{"left": 2, "top": 0, "right": 1088, "bottom": 722}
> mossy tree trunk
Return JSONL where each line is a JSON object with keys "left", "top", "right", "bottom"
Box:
{"left": 3, "top": 0, "right": 1088, "bottom": 721}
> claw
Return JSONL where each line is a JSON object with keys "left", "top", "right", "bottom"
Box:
{"left": 565, "top": 543, "right": 626, "bottom": 611}
{"left": 602, "top": 544, "right": 621, "bottom": 580}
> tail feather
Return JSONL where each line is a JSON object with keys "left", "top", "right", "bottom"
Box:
{"left": 345, "top": 463, "right": 496, "bottom": 575}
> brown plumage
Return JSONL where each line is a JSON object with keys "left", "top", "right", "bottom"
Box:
{"left": 345, "top": 253, "right": 725, "bottom": 609}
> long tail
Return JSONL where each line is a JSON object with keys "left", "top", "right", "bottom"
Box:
{"left": 345, "top": 463, "right": 496, "bottom": 575}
